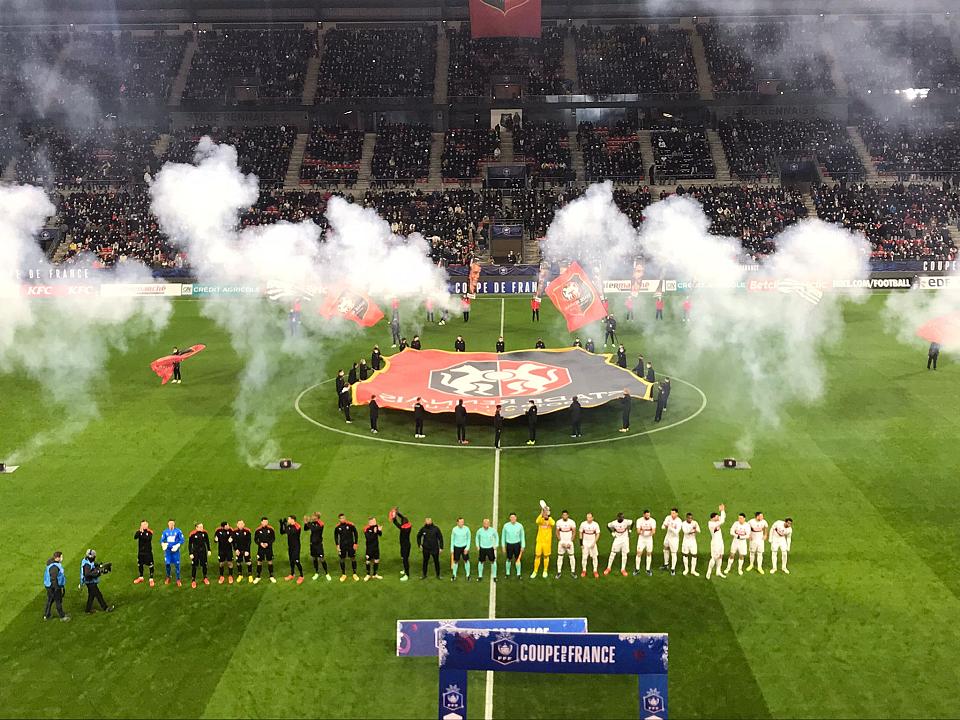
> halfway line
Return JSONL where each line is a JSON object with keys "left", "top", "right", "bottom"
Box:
{"left": 499, "top": 298, "right": 505, "bottom": 338}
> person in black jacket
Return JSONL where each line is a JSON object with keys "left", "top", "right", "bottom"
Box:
{"left": 585, "top": 338, "right": 595, "bottom": 353}
{"left": 410, "top": 335, "right": 422, "bottom": 350}
{"left": 535, "top": 338, "right": 546, "bottom": 349}
{"left": 493, "top": 404, "right": 504, "bottom": 448}
{"left": 390, "top": 315, "right": 401, "bottom": 347}
{"left": 368, "top": 395, "right": 380, "bottom": 433}
{"left": 335, "top": 370, "right": 346, "bottom": 407}
{"left": 496, "top": 336, "right": 505, "bottom": 353}
{"left": 234, "top": 520, "right": 253, "bottom": 582}
{"left": 348, "top": 363, "right": 358, "bottom": 385}
{"left": 661, "top": 377, "right": 671, "bottom": 409}
{"left": 633, "top": 355, "right": 645, "bottom": 377}
{"left": 417, "top": 518, "right": 444, "bottom": 579}
{"left": 572, "top": 338, "right": 582, "bottom": 348}
{"left": 455, "top": 399, "right": 469, "bottom": 444}
{"left": 188, "top": 523, "right": 211, "bottom": 588}
{"left": 654, "top": 382, "right": 667, "bottom": 423}
{"left": 371, "top": 346, "right": 382, "bottom": 371}
{"left": 645, "top": 363, "right": 655, "bottom": 383}
{"left": 414, "top": 397, "right": 426, "bottom": 438}
{"left": 570, "top": 396, "right": 582, "bottom": 438}
{"left": 392, "top": 508, "right": 413, "bottom": 580}
{"left": 454, "top": 336, "right": 466, "bottom": 352}
{"left": 280, "top": 516, "right": 304, "bottom": 583}
{"left": 616, "top": 344, "right": 627, "bottom": 368}
{"left": 620, "top": 390, "right": 632, "bottom": 432}
{"left": 214, "top": 522, "right": 234, "bottom": 584}
{"left": 604, "top": 316, "right": 617, "bottom": 347}
{"left": 254, "top": 517, "right": 276, "bottom": 584}
{"left": 399, "top": 337, "right": 408, "bottom": 351}
{"left": 133, "top": 520, "right": 155, "bottom": 586}
{"left": 363, "top": 518, "right": 383, "bottom": 580}
{"left": 526, "top": 400, "right": 538, "bottom": 445}
{"left": 171, "top": 346, "right": 184, "bottom": 384}
{"left": 358, "top": 358, "right": 369, "bottom": 381}
{"left": 334, "top": 514, "right": 359, "bottom": 581}
{"left": 304, "top": 513, "right": 331, "bottom": 581}
{"left": 928, "top": 341, "right": 941, "bottom": 369}
{"left": 339, "top": 382, "right": 352, "bottom": 423}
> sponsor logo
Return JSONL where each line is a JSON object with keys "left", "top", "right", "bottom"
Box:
{"left": 429, "top": 360, "right": 571, "bottom": 398}
{"left": 491, "top": 634, "right": 519, "bottom": 666}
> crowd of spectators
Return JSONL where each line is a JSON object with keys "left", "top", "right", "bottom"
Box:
{"left": 361, "top": 189, "right": 504, "bottom": 265}
{"left": 575, "top": 25, "right": 699, "bottom": 96}
{"left": 370, "top": 123, "right": 432, "bottom": 184}
{"left": 299, "top": 125, "right": 364, "bottom": 187}
{"left": 514, "top": 186, "right": 586, "bottom": 235}
{"left": 651, "top": 124, "right": 715, "bottom": 181}
{"left": 183, "top": 28, "right": 316, "bottom": 103}
{"left": 441, "top": 128, "right": 500, "bottom": 181}
{"left": 834, "top": 21, "right": 960, "bottom": 97}
{"left": 59, "top": 31, "right": 186, "bottom": 102}
{"left": 317, "top": 26, "right": 436, "bottom": 98}
{"left": 166, "top": 125, "right": 297, "bottom": 182}
{"left": 612, "top": 186, "right": 654, "bottom": 227}
{"left": 577, "top": 121, "right": 645, "bottom": 182}
{"left": 56, "top": 190, "right": 177, "bottom": 268}
{"left": 859, "top": 118, "right": 960, "bottom": 179}
{"left": 682, "top": 184, "right": 807, "bottom": 257}
{"left": 15, "top": 125, "right": 161, "bottom": 187}
{"left": 699, "top": 22, "right": 834, "bottom": 94}
{"left": 719, "top": 118, "right": 863, "bottom": 181}
{"left": 447, "top": 25, "right": 568, "bottom": 97}
{"left": 0, "top": 32, "right": 65, "bottom": 105}
{"left": 240, "top": 189, "right": 336, "bottom": 232}
{"left": 514, "top": 120, "right": 575, "bottom": 183}
{"left": 813, "top": 183, "right": 959, "bottom": 262}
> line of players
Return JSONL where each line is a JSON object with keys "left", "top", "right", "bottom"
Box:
{"left": 128, "top": 505, "right": 793, "bottom": 587}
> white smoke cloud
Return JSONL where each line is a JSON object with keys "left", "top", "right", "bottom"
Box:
{"left": 885, "top": 277, "right": 960, "bottom": 351}
{"left": 149, "top": 138, "right": 451, "bottom": 465}
{"left": 0, "top": 184, "right": 171, "bottom": 462}
{"left": 540, "top": 185, "right": 871, "bottom": 451}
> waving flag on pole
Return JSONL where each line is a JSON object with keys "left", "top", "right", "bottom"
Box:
{"left": 469, "top": 0, "right": 541, "bottom": 38}
{"left": 544, "top": 261, "right": 607, "bottom": 332}
{"left": 319, "top": 289, "right": 385, "bottom": 328}
{"left": 150, "top": 344, "right": 206, "bottom": 385}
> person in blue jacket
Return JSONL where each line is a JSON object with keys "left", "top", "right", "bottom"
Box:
{"left": 160, "top": 519, "right": 185, "bottom": 586}
{"left": 43, "top": 551, "right": 70, "bottom": 622}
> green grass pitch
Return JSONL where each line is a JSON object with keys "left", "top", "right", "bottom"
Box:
{"left": 1, "top": 293, "right": 959, "bottom": 719}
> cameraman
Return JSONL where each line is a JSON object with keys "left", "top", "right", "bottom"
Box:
{"left": 42, "top": 551, "right": 70, "bottom": 622}
{"left": 80, "top": 549, "right": 115, "bottom": 614}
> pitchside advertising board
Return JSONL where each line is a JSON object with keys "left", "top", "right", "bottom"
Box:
{"left": 396, "top": 618, "right": 588, "bottom": 657}
{"left": 438, "top": 630, "right": 668, "bottom": 720}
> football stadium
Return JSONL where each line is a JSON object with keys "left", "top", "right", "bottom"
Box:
{"left": 2, "top": 0, "right": 960, "bottom": 718}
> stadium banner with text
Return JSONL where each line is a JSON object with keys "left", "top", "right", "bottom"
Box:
{"left": 916, "top": 276, "right": 960, "bottom": 290}
{"left": 353, "top": 348, "right": 653, "bottom": 418}
{"left": 397, "top": 618, "right": 588, "bottom": 657}
{"left": 469, "top": 0, "right": 541, "bottom": 38}
{"left": 448, "top": 278, "right": 540, "bottom": 295}
{"left": 180, "top": 283, "right": 261, "bottom": 297}
{"left": 545, "top": 261, "right": 607, "bottom": 332}
{"left": 438, "top": 630, "right": 668, "bottom": 720}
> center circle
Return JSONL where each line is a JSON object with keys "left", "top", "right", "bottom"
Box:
{"left": 294, "top": 375, "right": 708, "bottom": 451}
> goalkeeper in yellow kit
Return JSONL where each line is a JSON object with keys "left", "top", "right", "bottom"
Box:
{"left": 530, "top": 504, "right": 555, "bottom": 579}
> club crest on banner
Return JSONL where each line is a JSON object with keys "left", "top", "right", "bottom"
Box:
{"left": 429, "top": 360, "right": 571, "bottom": 398}
{"left": 492, "top": 634, "right": 518, "bottom": 666}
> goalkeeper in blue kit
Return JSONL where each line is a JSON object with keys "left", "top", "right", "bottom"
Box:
{"left": 160, "top": 519, "right": 185, "bottom": 587}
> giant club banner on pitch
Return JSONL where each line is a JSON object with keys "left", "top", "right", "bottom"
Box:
{"left": 353, "top": 348, "right": 653, "bottom": 418}
{"left": 469, "top": 0, "right": 541, "bottom": 38}
{"left": 544, "top": 261, "right": 608, "bottom": 332}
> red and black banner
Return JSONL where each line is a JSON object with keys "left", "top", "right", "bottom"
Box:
{"left": 469, "top": 0, "right": 541, "bottom": 38}
{"left": 150, "top": 344, "right": 206, "bottom": 385}
{"left": 319, "top": 289, "right": 384, "bottom": 328}
{"left": 544, "top": 261, "right": 607, "bottom": 332}
{"left": 353, "top": 348, "right": 653, "bottom": 418}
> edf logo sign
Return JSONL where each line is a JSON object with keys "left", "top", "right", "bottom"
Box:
{"left": 492, "top": 635, "right": 518, "bottom": 666}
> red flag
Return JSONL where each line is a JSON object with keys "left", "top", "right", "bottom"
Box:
{"left": 917, "top": 311, "right": 960, "bottom": 348}
{"left": 469, "top": 0, "right": 541, "bottom": 38}
{"left": 544, "top": 261, "right": 607, "bottom": 332}
{"left": 150, "top": 344, "right": 206, "bottom": 385}
{"left": 319, "top": 289, "right": 384, "bottom": 328}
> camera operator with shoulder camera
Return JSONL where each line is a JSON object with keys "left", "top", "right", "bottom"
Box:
{"left": 80, "top": 549, "right": 115, "bottom": 614}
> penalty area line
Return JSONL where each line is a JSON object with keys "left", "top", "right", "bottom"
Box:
{"left": 484, "top": 447, "right": 500, "bottom": 720}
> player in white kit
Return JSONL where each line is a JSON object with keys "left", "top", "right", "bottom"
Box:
{"left": 660, "top": 508, "right": 682, "bottom": 576}
{"left": 705, "top": 504, "right": 727, "bottom": 579}
{"left": 604, "top": 512, "right": 633, "bottom": 576}
{"left": 769, "top": 517, "right": 793, "bottom": 574}
{"left": 746, "top": 511, "right": 769, "bottom": 574}
{"left": 680, "top": 512, "right": 701, "bottom": 576}
{"left": 579, "top": 512, "right": 601, "bottom": 578}
{"left": 632, "top": 510, "right": 657, "bottom": 577}
{"left": 725, "top": 513, "right": 750, "bottom": 575}
{"left": 554, "top": 510, "right": 578, "bottom": 579}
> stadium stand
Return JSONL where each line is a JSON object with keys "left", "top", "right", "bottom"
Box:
{"left": 165, "top": 125, "right": 297, "bottom": 183}
{"left": 699, "top": 22, "right": 834, "bottom": 94}
{"left": 447, "top": 24, "right": 567, "bottom": 97}
{"left": 575, "top": 25, "right": 699, "bottom": 96}
{"left": 441, "top": 128, "right": 500, "bottom": 182}
{"left": 183, "top": 28, "right": 316, "bottom": 103}
{"left": 577, "top": 121, "right": 645, "bottom": 182}
{"left": 316, "top": 26, "right": 436, "bottom": 98}
{"left": 299, "top": 125, "right": 364, "bottom": 187}
{"left": 650, "top": 124, "right": 716, "bottom": 180}
{"left": 813, "top": 183, "right": 959, "bottom": 261}
{"left": 370, "top": 123, "right": 432, "bottom": 185}
{"left": 514, "top": 120, "right": 575, "bottom": 184}
{"left": 858, "top": 118, "right": 960, "bottom": 180}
